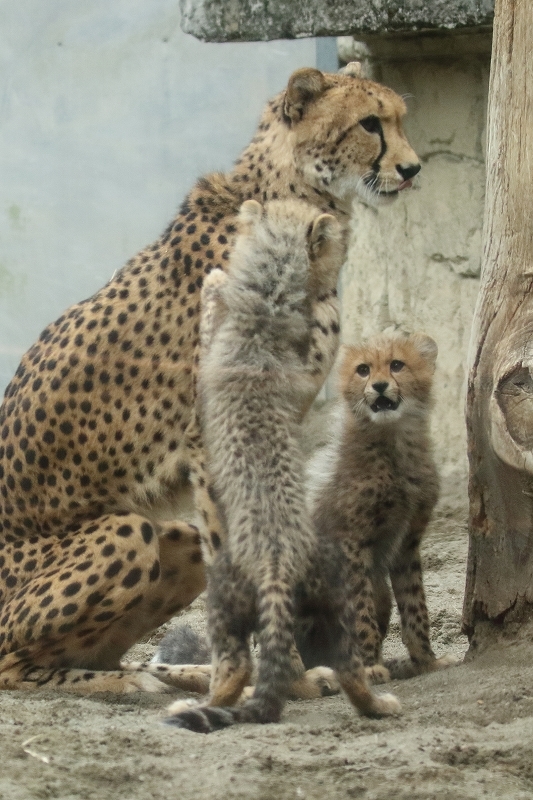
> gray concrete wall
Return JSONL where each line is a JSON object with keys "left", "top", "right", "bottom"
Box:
{"left": 0, "top": 0, "right": 320, "bottom": 392}
{"left": 338, "top": 33, "right": 490, "bottom": 482}
{"left": 180, "top": 0, "right": 494, "bottom": 41}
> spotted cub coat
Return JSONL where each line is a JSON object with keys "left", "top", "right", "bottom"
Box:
{"left": 166, "top": 200, "right": 399, "bottom": 732}
{"left": 299, "top": 331, "right": 457, "bottom": 682}
{"left": 0, "top": 63, "right": 419, "bottom": 695}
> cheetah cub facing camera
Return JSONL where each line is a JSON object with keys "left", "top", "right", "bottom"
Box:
{"left": 299, "top": 330, "right": 458, "bottom": 682}
{"left": 166, "top": 199, "right": 400, "bottom": 732}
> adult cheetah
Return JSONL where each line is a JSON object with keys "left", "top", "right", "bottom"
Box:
{"left": 0, "top": 63, "right": 420, "bottom": 694}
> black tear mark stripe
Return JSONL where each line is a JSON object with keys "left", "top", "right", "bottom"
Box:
{"left": 371, "top": 122, "right": 387, "bottom": 174}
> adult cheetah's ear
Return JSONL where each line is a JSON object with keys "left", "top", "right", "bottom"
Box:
{"left": 410, "top": 332, "right": 438, "bottom": 367}
{"left": 283, "top": 68, "right": 327, "bottom": 124}
{"left": 238, "top": 199, "right": 263, "bottom": 226}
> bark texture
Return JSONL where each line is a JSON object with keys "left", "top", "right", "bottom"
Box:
{"left": 464, "top": 0, "right": 533, "bottom": 641}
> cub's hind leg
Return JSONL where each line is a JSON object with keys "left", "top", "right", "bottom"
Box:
{"left": 373, "top": 571, "right": 393, "bottom": 647}
{"left": 166, "top": 564, "right": 304, "bottom": 732}
{"left": 166, "top": 555, "right": 255, "bottom": 730}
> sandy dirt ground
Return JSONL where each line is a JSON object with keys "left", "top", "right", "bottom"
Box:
{"left": 2, "top": 480, "right": 533, "bottom": 800}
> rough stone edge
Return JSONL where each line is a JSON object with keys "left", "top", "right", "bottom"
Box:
{"left": 179, "top": 0, "right": 494, "bottom": 43}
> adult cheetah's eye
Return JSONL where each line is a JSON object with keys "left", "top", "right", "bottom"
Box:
{"left": 356, "top": 363, "right": 370, "bottom": 377}
{"left": 359, "top": 115, "right": 382, "bottom": 135}
{"left": 390, "top": 360, "right": 405, "bottom": 373}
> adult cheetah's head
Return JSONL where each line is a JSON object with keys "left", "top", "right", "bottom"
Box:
{"left": 339, "top": 330, "right": 438, "bottom": 424}
{"left": 282, "top": 62, "right": 420, "bottom": 207}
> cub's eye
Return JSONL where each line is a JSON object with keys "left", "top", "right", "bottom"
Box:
{"left": 390, "top": 360, "right": 405, "bottom": 373}
{"left": 356, "top": 364, "right": 370, "bottom": 377}
{"left": 359, "top": 115, "right": 382, "bottom": 135}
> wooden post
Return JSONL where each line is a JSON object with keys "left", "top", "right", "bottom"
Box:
{"left": 463, "top": 0, "right": 533, "bottom": 645}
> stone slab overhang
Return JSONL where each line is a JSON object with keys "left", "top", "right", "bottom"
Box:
{"left": 179, "top": 0, "right": 494, "bottom": 42}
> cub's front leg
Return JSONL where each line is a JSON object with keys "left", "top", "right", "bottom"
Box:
{"left": 187, "top": 269, "right": 230, "bottom": 564}
{"left": 388, "top": 519, "right": 459, "bottom": 678}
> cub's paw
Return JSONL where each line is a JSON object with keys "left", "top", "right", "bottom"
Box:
{"left": 370, "top": 692, "right": 402, "bottom": 717}
{"left": 365, "top": 664, "right": 391, "bottom": 685}
{"left": 433, "top": 653, "right": 461, "bottom": 670}
{"left": 165, "top": 701, "right": 236, "bottom": 733}
{"left": 240, "top": 685, "right": 255, "bottom": 701}
{"left": 203, "top": 268, "right": 228, "bottom": 293}
{"left": 289, "top": 666, "right": 341, "bottom": 699}
{"left": 307, "top": 666, "right": 341, "bottom": 697}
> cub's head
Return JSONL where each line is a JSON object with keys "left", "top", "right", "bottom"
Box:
{"left": 282, "top": 62, "right": 420, "bottom": 206}
{"left": 339, "top": 330, "right": 438, "bottom": 424}
{"left": 231, "top": 198, "right": 344, "bottom": 302}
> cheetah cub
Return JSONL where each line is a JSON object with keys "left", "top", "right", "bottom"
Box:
{"left": 299, "top": 330, "right": 458, "bottom": 682}
{"left": 166, "top": 199, "right": 400, "bottom": 732}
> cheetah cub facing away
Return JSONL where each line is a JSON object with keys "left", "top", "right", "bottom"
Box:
{"left": 166, "top": 199, "right": 400, "bottom": 732}
{"left": 299, "top": 330, "right": 457, "bottom": 682}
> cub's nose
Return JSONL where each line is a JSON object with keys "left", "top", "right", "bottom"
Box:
{"left": 396, "top": 163, "right": 421, "bottom": 181}
{"left": 372, "top": 381, "right": 389, "bottom": 394}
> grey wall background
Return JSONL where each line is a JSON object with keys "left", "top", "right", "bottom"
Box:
{"left": 0, "top": 1, "right": 333, "bottom": 392}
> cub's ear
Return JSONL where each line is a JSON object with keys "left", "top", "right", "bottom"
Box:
{"left": 308, "top": 213, "right": 344, "bottom": 295}
{"left": 284, "top": 68, "right": 327, "bottom": 124}
{"left": 410, "top": 332, "right": 438, "bottom": 366}
{"left": 340, "top": 61, "right": 364, "bottom": 78}
{"left": 308, "top": 213, "right": 341, "bottom": 257}
{"left": 238, "top": 199, "right": 263, "bottom": 227}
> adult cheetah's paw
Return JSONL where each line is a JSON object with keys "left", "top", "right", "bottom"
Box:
{"left": 365, "top": 664, "right": 391, "bottom": 685}
{"left": 121, "top": 672, "right": 173, "bottom": 694}
{"left": 122, "top": 661, "right": 211, "bottom": 694}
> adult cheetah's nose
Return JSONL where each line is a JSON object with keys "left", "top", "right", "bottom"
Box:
{"left": 372, "top": 382, "right": 389, "bottom": 394}
{"left": 396, "top": 163, "right": 421, "bottom": 182}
